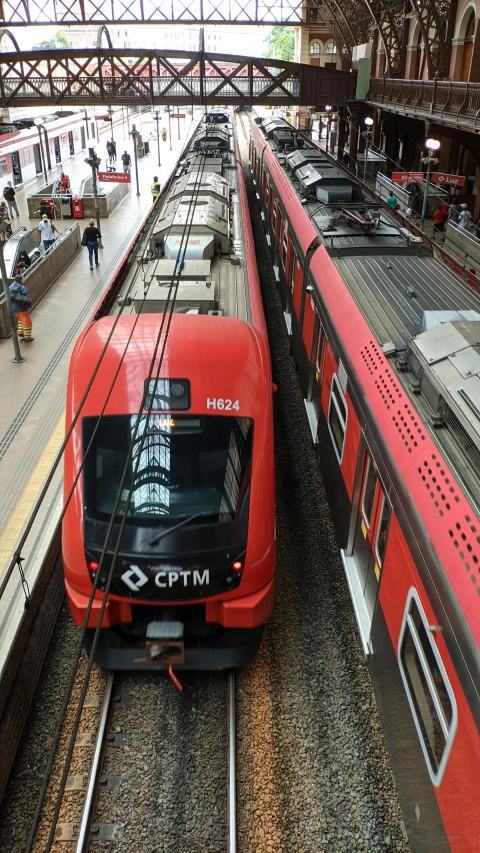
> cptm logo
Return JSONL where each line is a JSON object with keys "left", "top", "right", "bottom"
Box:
{"left": 120, "top": 565, "right": 210, "bottom": 591}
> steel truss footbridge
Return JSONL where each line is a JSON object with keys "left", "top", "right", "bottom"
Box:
{"left": 0, "top": 35, "right": 355, "bottom": 107}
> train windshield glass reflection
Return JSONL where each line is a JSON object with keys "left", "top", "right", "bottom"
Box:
{"left": 83, "top": 414, "right": 253, "bottom": 524}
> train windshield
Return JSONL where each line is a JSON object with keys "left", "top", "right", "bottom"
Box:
{"left": 82, "top": 414, "right": 253, "bottom": 524}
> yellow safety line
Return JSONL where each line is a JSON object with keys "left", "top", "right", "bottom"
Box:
{"left": 0, "top": 414, "right": 65, "bottom": 577}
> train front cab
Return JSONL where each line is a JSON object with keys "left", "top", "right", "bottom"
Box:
{"left": 253, "top": 150, "right": 480, "bottom": 853}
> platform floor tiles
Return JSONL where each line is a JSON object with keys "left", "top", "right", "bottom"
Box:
{"left": 0, "top": 113, "right": 198, "bottom": 563}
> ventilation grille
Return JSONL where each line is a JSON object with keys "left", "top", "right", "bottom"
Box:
{"left": 419, "top": 453, "right": 480, "bottom": 595}
{"left": 360, "top": 341, "right": 480, "bottom": 604}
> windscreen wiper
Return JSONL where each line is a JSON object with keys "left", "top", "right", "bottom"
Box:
{"left": 148, "top": 512, "right": 215, "bottom": 547}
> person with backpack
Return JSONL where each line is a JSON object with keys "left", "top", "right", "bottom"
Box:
{"left": 3, "top": 181, "right": 19, "bottom": 218}
{"left": 37, "top": 213, "right": 59, "bottom": 251}
{"left": 122, "top": 151, "right": 132, "bottom": 174}
{"left": 151, "top": 176, "right": 160, "bottom": 203}
{"left": 9, "top": 274, "right": 33, "bottom": 342}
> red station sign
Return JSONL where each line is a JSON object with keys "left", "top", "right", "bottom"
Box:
{"left": 391, "top": 172, "right": 425, "bottom": 183}
{"left": 391, "top": 171, "right": 466, "bottom": 188}
{"left": 430, "top": 172, "right": 466, "bottom": 188}
{"left": 170, "top": 113, "right": 186, "bottom": 119}
{"left": 98, "top": 171, "right": 131, "bottom": 184}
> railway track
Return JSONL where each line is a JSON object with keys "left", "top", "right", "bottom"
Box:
{"left": 27, "top": 669, "right": 236, "bottom": 853}
{"left": 2, "top": 110, "right": 410, "bottom": 853}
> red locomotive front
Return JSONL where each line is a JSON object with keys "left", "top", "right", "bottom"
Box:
{"left": 63, "top": 313, "right": 275, "bottom": 669}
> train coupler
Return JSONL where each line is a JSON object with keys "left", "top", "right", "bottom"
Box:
{"left": 133, "top": 620, "right": 185, "bottom": 682}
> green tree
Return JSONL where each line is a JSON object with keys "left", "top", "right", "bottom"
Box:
{"left": 34, "top": 31, "right": 71, "bottom": 49}
{"left": 263, "top": 26, "right": 295, "bottom": 62}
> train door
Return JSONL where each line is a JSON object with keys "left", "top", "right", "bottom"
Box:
{"left": 305, "top": 312, "right": 326, "bottom": 440}
{"left": 11, "top": 151, "right": 22, "bottom": 185}
{"left": 33, "top": 143, "right": 42, "bottom": 175}
{"left": 68, "top": 131, "right": 74, "bottom": 156}
{"left": 80, "top": 127, "right": 86, "bottom": 150}
{"left": 53, "top": 136, "right": 61, "bottom": 163}
{"left": 350, "top": 454, "right": 392, "bottom": 634}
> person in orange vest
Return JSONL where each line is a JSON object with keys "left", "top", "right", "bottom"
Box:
{"left": 9, "top": 274, "right": 34, "bottom": 342}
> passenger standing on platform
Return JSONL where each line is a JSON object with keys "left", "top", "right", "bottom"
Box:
{"left": 9, "top": 275, "right": 33, "bottom": 342}
{"left": 433, "top": 204, "right": 446, "bottom": 237}
{"left": 107, "top": 141, "right": 113, "bottom": 165}
{"left": 3, "top": 181, "right": 20, "bottom": 218}
{"left": 448, "top": 202, "right": 461, "bottom": 224}
{"left": 82, "top": 218, "right": 101, "bottom": 270}
{"left": 458, "top": 203, "right": 472, "bottom": 230}
{"left": 122, "top": 151, "right": 132, "bottom": 174}
{"left": 151, "top": 176, "right": 161, "bottom": 203}
{"left": 37, "top": 213, "right": 59, "bottom": 251}
{"left": 110, "top": 140, "right": 116, "bottom": 163}
{"left": 386, "top": 192, "right": 399, "bottom": 211}
{"left": 60, "top": 171, "right": 70, "bottom": 190}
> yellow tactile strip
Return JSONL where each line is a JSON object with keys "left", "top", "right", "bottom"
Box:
{"left": 0, "top": 414, "right": 65, "bottom": 579}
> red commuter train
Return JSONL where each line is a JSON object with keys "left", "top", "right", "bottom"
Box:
{"left": 63, "top": 113, "right": 275, "bottom": 671}
{"left": 248, "top": 113, "right": 480, "bottom": 853}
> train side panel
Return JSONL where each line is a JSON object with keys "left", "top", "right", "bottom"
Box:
{"left": 248, "top": 116, "right": 480, "bottom": 853}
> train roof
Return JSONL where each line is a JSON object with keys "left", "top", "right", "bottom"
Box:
{"left": 71, "top": 313, "right": 269, "bottom": 417}
{"left": 254, "top": 116, "right": 480, "bottom": 514}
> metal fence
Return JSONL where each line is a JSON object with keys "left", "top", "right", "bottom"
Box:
{"left": 367, "top": 78, "right": 480, "bottom": 128}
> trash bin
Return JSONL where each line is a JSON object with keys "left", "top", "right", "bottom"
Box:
{"left": 61, "top": 197, "right": 72, "bottom": 218}
{"left": 72, "top": 196, "right": 84, "bottom": 219}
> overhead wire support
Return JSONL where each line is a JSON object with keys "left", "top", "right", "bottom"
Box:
{"left": 26, "top": 114, "right": 214, "bottom": 853}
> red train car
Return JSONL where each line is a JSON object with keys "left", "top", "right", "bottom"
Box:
{"left": 63, "top": 112, "right": 275, "bottom": 671}
{"left": 248, "top": 113, "right": 480, "bottom": 853}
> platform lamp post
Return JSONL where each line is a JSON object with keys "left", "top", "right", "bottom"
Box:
{"left": 130, "top": 124, "right": 141, "bottom": 197}
{"left": 107, "top": 106, "right": 115, "bottom": 152}
{"left": 363, "top": 116, "right": 374, "bottom": 183}
{"left": 85, "top": 147, "right": 103, "bottom": 247}
{"left": 420, "top": 137, "right": 440, "bottom": 229}
{"left": 166, "top": 106, "right": 172, "bottom": 151}
{"left": 0, "top": 226, "right": 24, "bottom": 363}
{"left": 325, "top": 105, "right": 332, "bottom": 153}
{"left": 33, "top": 118, "right": 48, "bottom": 186}
{"left": 153, "top": 110, "right": 161, "bottom": 168}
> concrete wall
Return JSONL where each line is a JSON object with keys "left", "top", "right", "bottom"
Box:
{"left": 445, "top": 221, "right": 480, "bottom": 269}
{"left": 80, "top": 181, "right": 130, "bottom": 219}
{"left": 0, "top": 223, "right": 81, "bottom": 337}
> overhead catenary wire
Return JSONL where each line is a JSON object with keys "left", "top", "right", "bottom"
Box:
{"left": 23, "top": 113, "right": 207, "bottom": 853}
{"left": 32, "top": 113, "right": 217, "bottom": 853}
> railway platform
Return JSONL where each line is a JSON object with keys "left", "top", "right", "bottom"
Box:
{"left": 0, "top": 113, "right": 199, "bottom": 695}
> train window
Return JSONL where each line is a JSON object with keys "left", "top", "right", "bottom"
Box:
{"left": 282, "top": 226, "right": 288, "bottom": 268}
{"left": 315, "top": 325, "right": 326, "bottom": 382}
{"left": 328, "top": 374, "right": 347, "bottom": 462}
{"left": 265, "top": 180, "right": 270, "bottom": 208}
{"left": 362, "top": 458, "right": 377, "bottom": 528}
{"left": 399, "top": 590, "right": 457, "bottom": 785}
{"left": 374, "top": 496, "right": 391, "bottom": 566}
{"left": 0, "top": 158, "right": 7, "bottom": 177}
{"left": 272, "top": 200, "right": 277, "bottom": 235}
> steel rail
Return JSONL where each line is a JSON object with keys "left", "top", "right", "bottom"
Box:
{"left": 228, "top": 670, "right": 237, "bottom": 853}
{"left": 75, "top": 673, "right": 115, "bottom": 853}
